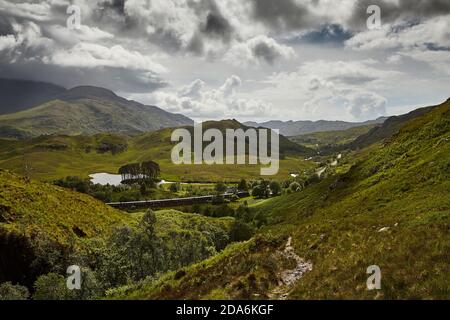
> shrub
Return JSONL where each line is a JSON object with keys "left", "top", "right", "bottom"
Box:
{"left": 289, "top": 182, "right": 302, "bottom": 192}
{"left": 33, "top": 273, "right": 68, "bottom": 300}
{"left": 229, "top": 221, "right": 254, "bottom": 242}
{"left": 269, "top": 181, "right": 282, "bottom": 196}
{"left": 0, "top": 282, "right": 29, "bottom": 300}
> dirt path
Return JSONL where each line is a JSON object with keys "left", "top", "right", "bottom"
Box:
{"left": 268, "top": 237, "right": 313, "bottom": 300}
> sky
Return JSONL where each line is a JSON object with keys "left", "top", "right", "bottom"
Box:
{"left": 0, "top": 0, "right": 449, "bottom": 122}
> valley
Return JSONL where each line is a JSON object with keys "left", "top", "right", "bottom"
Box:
{"left": 0, "top": 85, "right": 448, "bottom": 300}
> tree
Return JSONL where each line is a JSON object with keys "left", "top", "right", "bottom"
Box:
{"left": 0, "top": 282, "right": 29, "bottom": 300}
{"left": 229, "top": 221, "right": 254, "bottom": 242}
{"left": 140, "top": 209, "right": 157, "bottom": 235}
{"left": 252, "top": 185, "right": 265, "bottom": 198}
{"left": 269, "top": 181, "right": 282, "bottom": 196}
{"left": 215, "top": 182, "right": 227, "bottom": 194}
{"left": 237, "top": 179, "right": 248, "bottom": 191}
{"left": 141, "top": 161, "right": 160, "bottom": 180}
{"left": 33, "top": 273, "right": 68, "bottom": 300}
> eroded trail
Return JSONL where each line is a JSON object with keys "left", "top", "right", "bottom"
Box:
{"left": 269, "top": 237, "right": 313, "bottom": 300}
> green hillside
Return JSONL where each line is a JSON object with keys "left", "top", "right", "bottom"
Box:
{"left": 115, "top": 99, "right": 450, "bottom": 299}
{"left": 0, "top": 121, "right": 316, "bottom": 182}
{"left": 0, "top": 86, "right": 193, "bottom": 139}
{"left": 289, "top": 124, "right": 378, "bottom": 149}
{"left": 0, "top": 169, "right": 132, "bottom": 287}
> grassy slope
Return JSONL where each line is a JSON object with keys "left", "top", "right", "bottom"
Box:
{"left": 134, "top": 209, "right": 235, "bottom": 238}
{"left": 0, "top": 170, "right": 132, "bottom": 246}
{"left": 117, "top": 100, "right": 450, "bottom": 299}
{"left": 0, "top": 123, "right": 317, "bottom": 182}
{"left": 289, "top": 124, "right": 378, "bottom": 149}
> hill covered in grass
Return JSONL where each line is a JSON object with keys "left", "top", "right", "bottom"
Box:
{"left": 289, "top": 124, "right": 378, "bottom": 149}
{"left": 349, "top": 100, "right": 447, "bottom": 150}
{"left": 0, "top": 120, "right": 317, "bottom": 182}
{"left": 0, "top": 85, "right": 193, "bottom": 139}
{"left": 115, "top": 99, "right": 450, "bottom": 299}
{"left": 0, "top": 169, "right": 132, "bottom": 287}
{"left": 245, "top": 118, "right": 386, "bottom": 137}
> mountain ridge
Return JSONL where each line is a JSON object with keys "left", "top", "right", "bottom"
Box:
{"left": 245, "top": 118, "right": 387, "bottom": 137}
{"left": 0, "top": 80, "right": 193, "bottom": 139}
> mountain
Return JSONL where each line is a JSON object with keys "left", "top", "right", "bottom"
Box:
{"left": 0, "top": 84, "right": 193, "bottom": 139}
{"left": 0, "top": 79, "right": 66, "bottom": 115}
{"left": 349, "top": 99, "right": 448, "bottom": 149}
{"left": 289, "top": 123, "right": 378, "bottom": 149}
{"left": 114, "top": 99, "right": 450, "bottom": 300}
{"left": 244, "top": 118, "right": 387, "bottom": 137}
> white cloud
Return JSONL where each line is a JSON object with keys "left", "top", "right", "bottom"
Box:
{"left": 252, "top": 59, "right": 398, "bottom": 121}
{"left": 346, "top": 16, "right": 450, "bottom": 51}
{"left": 131, "top": 75, "right": 273, "bottom": 120}
{"left": 224, "top": 35, "right": 295, "bottom": 66}
{"left": 0, "top": 34, "right": 16, "bottom": 51}
{"left": 45, "top": 43, "right": 167, "bottom": 73}
{"left": 0, "top": 0, "right": 53, "bottom": 22}
{"left": 45, "top": 25, "right": 114, "bottom": 45}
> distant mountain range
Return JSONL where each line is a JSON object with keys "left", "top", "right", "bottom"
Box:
{"left": 0, "top": 79, "right": 193, "bottom": 139}
{"left": 244, "top": 118, "right": 387, "bottom": 137}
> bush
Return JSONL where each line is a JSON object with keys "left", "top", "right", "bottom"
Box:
{"left": 33, "top": 273, "right": 68, "bottom": 300}
{"left": 269, "top": 181, "right": 282, "bottom": 196}
{"left": 170, "top": 183, "right": 181, "bottom": 193}
{"left": 237, "top": 179, "right": 248, "bottom": 191}
{"left": 229, "top": 221, "right": 254, "bottom": 242}
{"left": 215, "top": 182, "right": 227, "bottom": 194}
{"left": 289, "top": 182, "right": 302, "bottom": 192}
{"left": 0, "top": 282, "right": 29, "bottom": 300}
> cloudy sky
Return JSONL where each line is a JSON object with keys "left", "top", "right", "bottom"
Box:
{"left": 0, "top": 0, "right": 449, "bottom": 122}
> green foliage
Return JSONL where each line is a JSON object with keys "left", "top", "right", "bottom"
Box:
{"left": 269, "top": 181, "right": 282, "bottom": 195}
{"left": 229, "top": 221, "right": 255, "bottom": 242}
{"left": 0, "top": 282, "right": 29, "bottom": 300}
{"left": 215, "top": 182, "right": 227, "bottom": 194}
{"left": 169, "top": 183, "right": 181, "bottom": 193}
{"left": 33, "top": 273, "right": 68, "bottom": 300}
{"left": 289, "top": 181, "right": 302, "bottom": 192}
{"left": 238, "top": 179, "right": 248, "bottom": 191}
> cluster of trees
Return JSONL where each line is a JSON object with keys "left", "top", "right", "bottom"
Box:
{"left": 118, "top": 161, "right": 160, "bottom": 182}
{"left": 250, "top": 180, "right": 282, "bottom": 198}
{"left": 54, "top": 176, "right": 156, "bottom": 203}
{"left": 0, "top": 209, "right": 242, "bottom": 300}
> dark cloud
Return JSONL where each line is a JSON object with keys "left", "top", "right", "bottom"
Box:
{"left": 187, "top": 32, "right": 205, "bottom": 55}
{"left": 201, "top": 12, "right": 233, "bottom": 42}
{"left": 101, "top": 0, "right": 126, "bottom": 15}
{"left": 253, "top": 41, "right": 281, "bottom": 64}
{"left": 0, "top": 15, "right": 13, "bottom": 36}
{"left": 250, "top": 0, "right": 316, "bottom": 31}
{"left": 0, "top": 61, "right": 167, "bottom": 94}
